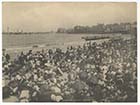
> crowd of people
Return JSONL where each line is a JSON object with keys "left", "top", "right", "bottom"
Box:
{"left": 2, "top": 37, "right": 137, "bottom": 102}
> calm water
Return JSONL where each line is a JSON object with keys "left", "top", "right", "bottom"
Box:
{"left": 2, "top": 33, "right": 133, "bottom": 59}
{"left": 3, "top": 33, "right": 89, "bottom": 48}
{"left": 3, "top": 33, "right": 132, "bottom": 50}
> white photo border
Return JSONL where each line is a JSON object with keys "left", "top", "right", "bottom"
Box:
{"left": 0, "top": 0, "right": 139, "bottom": 105}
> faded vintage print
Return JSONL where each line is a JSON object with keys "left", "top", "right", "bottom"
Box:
{"left": 2, "top": 2, "right": 137, "bottom": 102}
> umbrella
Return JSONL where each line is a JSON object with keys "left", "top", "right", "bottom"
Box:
{"left": 87, "top": 76, "right": 98, "bottom": 86}
{"left": 40, "top": 84, "right": 49, "bottom": 95}
{"left": 79, "top": 71, "right": 88, "bottom": 81}
{"left": 39, "top": 84, "right": 52, "bottom": 101}
{"left": 72, "top": 80, "right": 88, "bottom": 92}
{"left": 3, "top": 86, "right": 11, "bottom": 99}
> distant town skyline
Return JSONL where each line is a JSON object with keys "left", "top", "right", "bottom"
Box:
{"left": 3, "top": 2, "right": 137, "bottom": 32}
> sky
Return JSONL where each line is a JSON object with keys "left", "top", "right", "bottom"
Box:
{"left": 2, "top": 2, "right": 137, "bottom": 32}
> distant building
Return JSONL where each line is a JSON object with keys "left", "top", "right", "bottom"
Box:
{"left": 56, "top": 22, "right": 136, "bottom": 34}
{"left": 57, "top": 28, "right": 66, "bottom": 33}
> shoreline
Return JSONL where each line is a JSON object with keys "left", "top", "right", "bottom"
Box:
{"left": 3, "top": 39, "right": 110, "bottom": 60}
{"left": 3, "top": 33, "right": 133, "bottom": 60}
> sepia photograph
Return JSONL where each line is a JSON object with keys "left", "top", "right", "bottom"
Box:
{"left": 2, "top": 2, "right": 137, "bottom": 102}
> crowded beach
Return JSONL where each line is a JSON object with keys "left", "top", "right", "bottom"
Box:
{"left": 2, "top": 36, "right": 137, "bottom": 102}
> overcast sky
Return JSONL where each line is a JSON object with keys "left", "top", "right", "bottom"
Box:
{"left": 2, "top": 2, "right": 137, "bottom": 32}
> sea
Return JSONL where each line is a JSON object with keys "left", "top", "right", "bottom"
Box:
{"left": 2, "top": 33, "right": 133, "bottom": 58}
